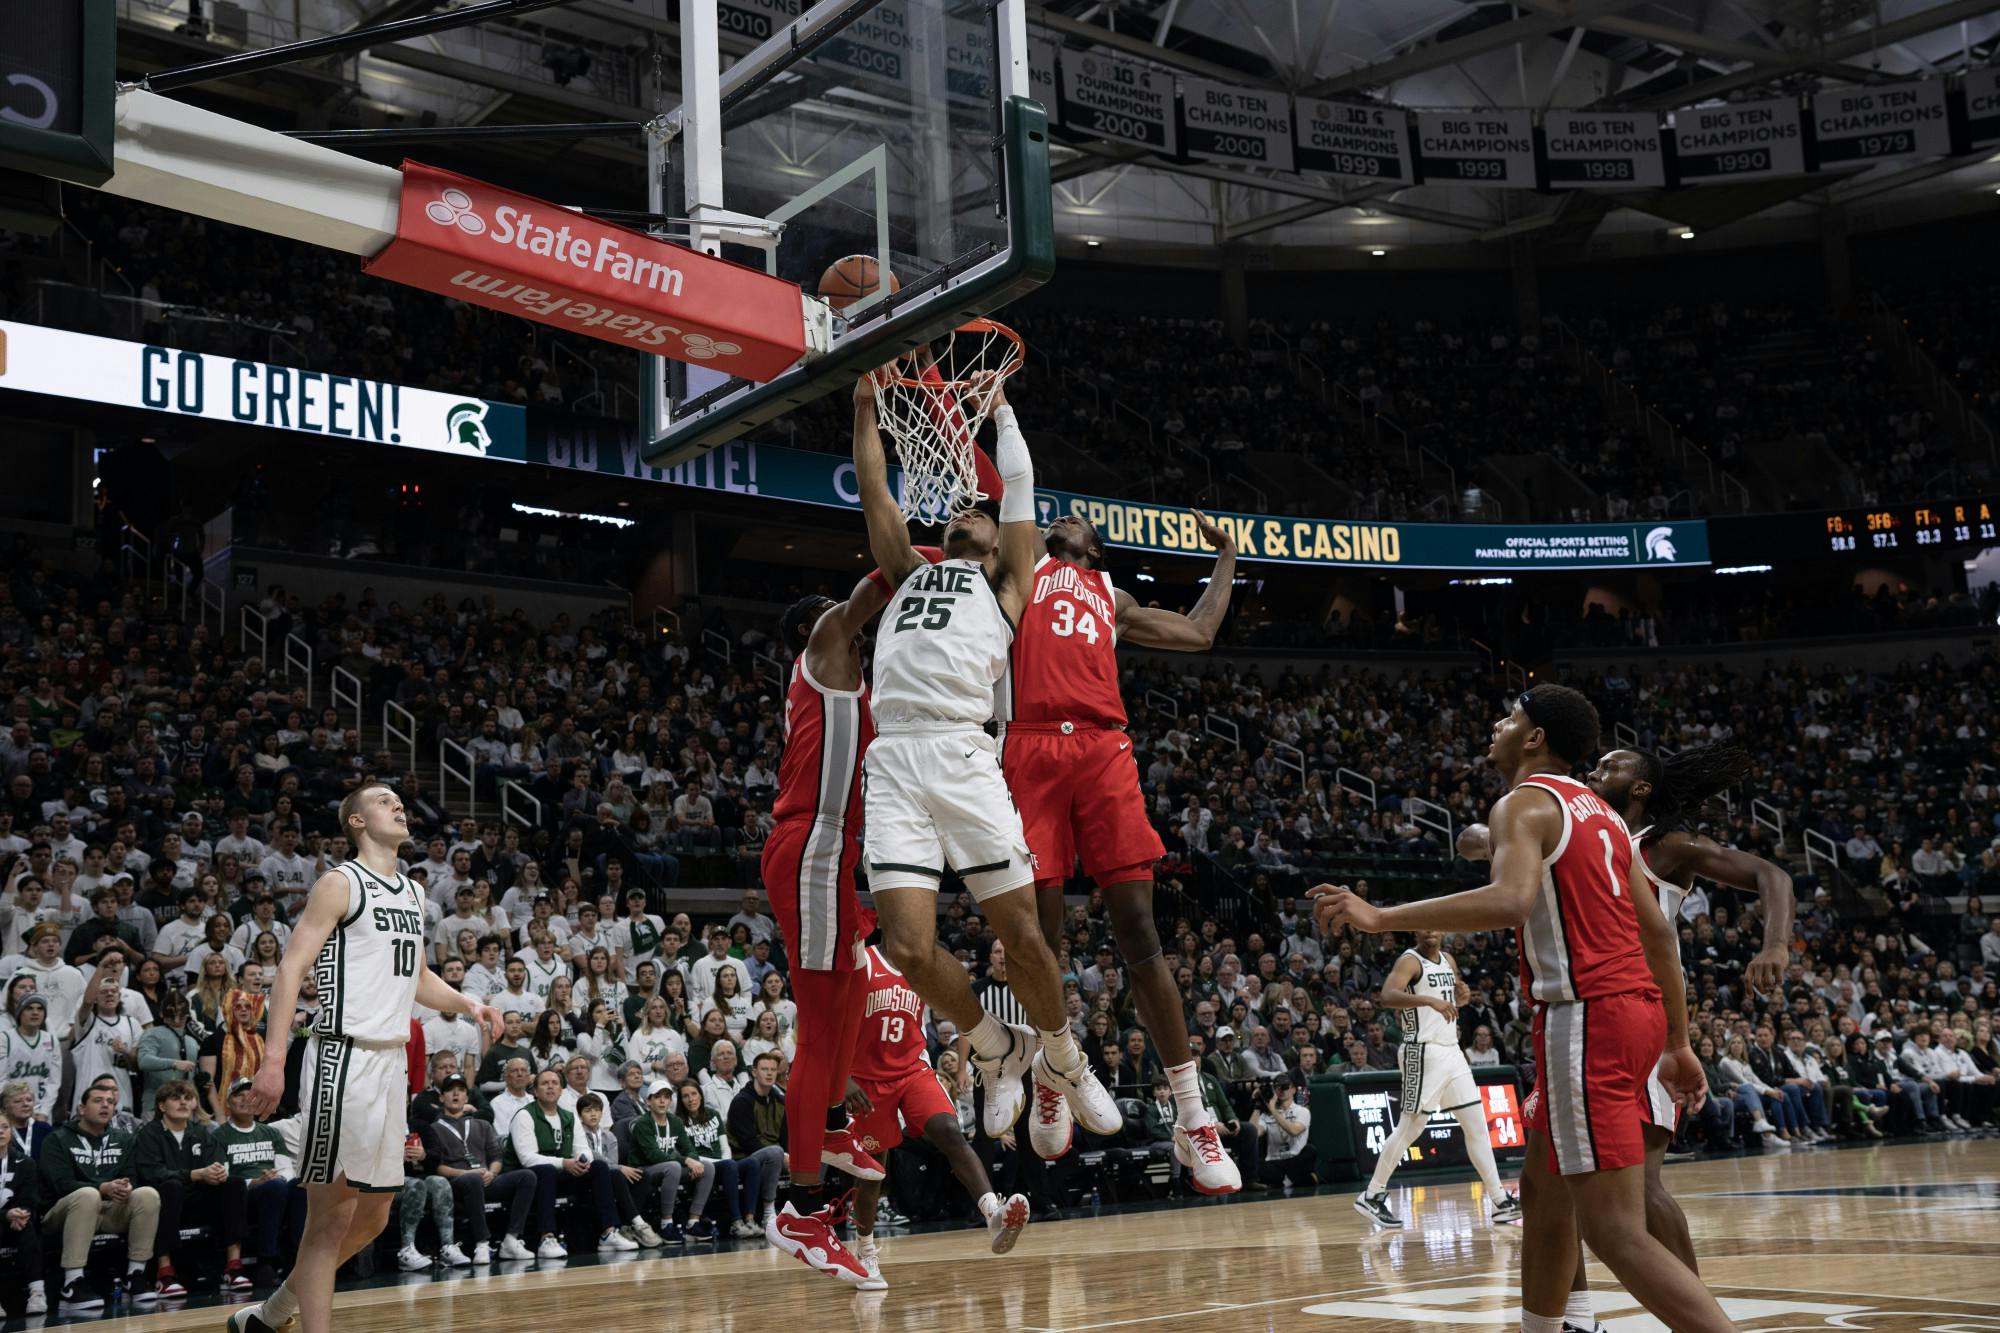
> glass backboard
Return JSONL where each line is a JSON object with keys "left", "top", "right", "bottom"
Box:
{"left": 643, "top": 0, "right": 1051, "bottom": 467}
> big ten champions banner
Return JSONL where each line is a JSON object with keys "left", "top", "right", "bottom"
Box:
{"left": 1180, "top": 76, "right": 1294, "bottom": 170}
{"left": 1811, "top": 79, "right": 1949, "bottom": 164}
{"left": 1671, "top": 98, "right": 1807, "bottom": 182}
{"left": 1295, "top": 98, "right": 1415, "bottom": 183}
{"left": 1540, "top": 110, "right": 1666, "bottom": 188}
{"left": 1966, "top": 66, "right": 2000, "bottom": 149}
{"left": 1414, "top": 110, "right": 1536, "bottom": 186}
{"left": 1057, "top": 48, "right": 1178, "bottom": 152}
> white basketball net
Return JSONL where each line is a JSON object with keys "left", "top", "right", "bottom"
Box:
{"left": 871, "top": 318, "right": 1024, "bottom": 527}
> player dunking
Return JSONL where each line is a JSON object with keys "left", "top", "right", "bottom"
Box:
{"left": 760, "top": 581, "right": 896, "bottom": 1286}
{"left": 1313, "top": 685, "right": 1740, "bottom": 1333}
{"left": 842, "top": 940, "right": 1031, "bottom": 1289}
{"left": 1352, "top": 931, "right": 1520, "bottom": 1227}
{"left": 852, "top": 372, "right": 1123, "bottom": 1155}
{"left": 1002, "top": 513, "right": 1241, "bottom": 1187}
{"left": 232, "top": 784, "right": 501, "bottom": 1333}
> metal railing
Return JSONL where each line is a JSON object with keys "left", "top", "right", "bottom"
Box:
{"left": 1201, "top": 714, "right": 1241, "bottom": 750}
{"left": 384, "top": 700, "right": 418, "bottom": 774}
{"left": 197, "top": 580, "right": 225, "bottom": 642}
{"left": 702, "top": 629, "right": 732, "bottom": 668}
{"left": 1866, "top": 291, "right": 1998, "bottom": 468}
{"left": 1335, "top": 767, "right": 1378, "bottom": 809}
{"left": 1272, "top": 741, "right": 1306, "bottom": 785}
{"left": 1803, "top": 828, "right": 1840, "bottom": 880}
{"left": 1751, "top": 797, "right": 1787, "bottom": 849}
{"left": 1144, "top": 689, "right": 1179, "bottom": 719}
{"left": 552, "top": 343, "right": 603, "bottom": 416}
{"left": 330, "top": 666, "right": 363, "bottom": 738}
{"left": 240, "top": 605, "right": 270, "bottom": 667}
{"left": 753, "top": 650, "right": 784, "bottom": 687}
{"left": 119, "top": 524, "right": 155, "bottom": 602}
{"left": 1403, "top": 796, "right": 1456, "bottom": 858}
{"left": 1613, "top": 721, "right": 1638, "bottom": 748}
{"left": 501, "top": 781, "right": 543, "bottom": 831}
{"left": 440, "top": 738, "right": 477, "bottom": 822}
{"left": 652, "top": 606, "right": 682, "bottom": 644}
{"left": 1504, "top": 662, "right": 1528, "bottom": 694}
{"left": 283, "top": 633, "right": 314, "bottom": 707}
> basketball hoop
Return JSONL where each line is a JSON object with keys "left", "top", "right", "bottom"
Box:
{"left": 871, "top": 317, "right": 1026, "bottom": 527}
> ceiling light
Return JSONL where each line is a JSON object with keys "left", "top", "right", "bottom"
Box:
{"left": 1084, "top": 239, "right": 1102, "bottom": 248}
{"left": 1679, "top": 229, "right": 1696, "bottom": 240}
{"left": 1370, "top": 248, "right": 1386, "bottom": 257}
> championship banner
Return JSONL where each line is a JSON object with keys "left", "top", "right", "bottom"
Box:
{"left": 1966, "top": 66, "right": 2000, "bottom": 149}
{"left": 1416, "top": 111, "right": 1536, "bottom": 187}
{"left": 1027, "top": 34, "right": 1061, "bottom": 120}
{"left": 1295, "top": 99, "right": 1414, "bottom": 183}
{"left": 715, "top": 0, "right": 796, "bottom": 42}
{"left": 1810, "top": 80, "right": 1949, "bottom": 164}
{"left": 1672, "top": 98, "right": 1806, "bottom": 182}
{"left": 1180, "top": 77, "right": 1295, "bottom": 171}
{"left": 1541, "top": 110, "right": 1666, "bottom": 188}
{"left": 814, "top": 0, "right": 997, "bottom": 104}
{"left": 0, "top": 320, "right": 526, "bottom": 457}
{"left": 1058, "top": 49, "right": 1178, "bottom": 152}
{"left": 364, "top": 162, "right": 806, "bottom": 380}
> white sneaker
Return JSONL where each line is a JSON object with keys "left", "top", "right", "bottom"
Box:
{"left": 397, "top": 1244, "right": 433, "bottom": 1272}
{"left": 497, "top": 1236, "right": 534, "bottom": 1261}
{"left": 599, "top": 1228, "right": 639, "bottom": 1252}
{"left": 1172, "top": 1116, "right": 1244, "bottom": 1195}
{"left": 1027, "top": 1061, "right": 1074, "bottom": 1158}
{"left": 972, "top": 1024, "right": 1037, "bottom": 1137}
{"left": 729, "top": 1218, "right": 761, "bottom": 1239}
{"left": 472, "top": 1242, "right": 493, "bottom": 1264}
{"left": 535, "top": 1236, "right": 569, "bottom": 1261}
{"left": 854, "top": 1238, "right": 888, "bottom": 1292}
{"left": 628, "top": 1219, "right": 665, "bottom": 1248}
{"left": 438, "top": 1242, "right": 472, "bottom": 1267}
{"left": 1751, "top": 1118, "right": 1775, "bottom": 1134}
{"left": 24, "top": 1285, "right": 46, "bottom": 1315}
{"left": 985, "top": 1193, "right": 1030, "bottom": 1255}
{"left": 1031, "top": 1048, "right": 1123, "bottom": 1135}
{"left": 1760, "top": 1131, "right": 1792, "bottom": 1152}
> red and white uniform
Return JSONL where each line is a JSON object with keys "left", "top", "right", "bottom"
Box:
{"left": 1515, "top": 773, "right": 1664, "bottom": 1176}
{"left": 1632, "top": 827, "right": 1687, "bottom": 1132}
{"left": 847, "top": 947, "right": 956, "bottom": 1155}
{"left": 762, "top": 657, "right": 873, "bottom": 972}
{"left": 995, "top": 554, "right": 1164, "bottom": 885}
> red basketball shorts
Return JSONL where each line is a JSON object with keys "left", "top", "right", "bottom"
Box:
{"left": 999, "top": 725, "right": 1165, "bottom": 885}
{"left": 1526, "top": 992, "right": 1665, "bottom": 1176}
{"left": 850, "top": 1068, "right": 957, "bottom": 1156}
{"left": 761, "top": 817, "right": 863, "bottom": 974}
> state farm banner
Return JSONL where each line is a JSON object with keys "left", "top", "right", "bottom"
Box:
{"left": 1180, "top": 77, "right": 1295, "bottom": 170}
{"left": 1811, "top": 80, "right": 1949, "bottom": 164}
{"left": 1966, "top": 66, "right": 2000, "bottom": 149}
{"left": 1059, "top": 49, "right": 1177, "bottom": 152}
{"left": 1295, "top": 99, "right": 1414, "bottom": 183}
{"left": 1542, "top": 110, "right": 1666, "bottom": 188}
{"left": 1672, "top": 98, "right": 1806, "bottom": 182}
{"left": 364, "top": 162, "right": 806, "bottom": 381}
{"left": 1416, "top": 111, "right": 1535, "bottom": 187}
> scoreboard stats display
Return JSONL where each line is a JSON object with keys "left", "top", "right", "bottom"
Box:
{"left": 1346, "top": 1079, "right": 1527, "bottom": 1177}
{"left": 1712, "top": 496, "right": 2000, "bottom": 564}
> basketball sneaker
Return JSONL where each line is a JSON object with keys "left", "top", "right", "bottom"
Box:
{"left": 226, "top": 1305, "right": 296, "bottom": 1333}
{"left": 854, "top": 1236, "right": 888, "bottom": 1292}
{"left": 1353, "top": 1191, "right": 1403, "bottom": 1228}
{"left": 985, "top": 1193, "right": 1031, "bottom": 1255}
{"left": 768, "top": 1202, "right": 872, "bottom": 1286}
{"left": 1490, "top": 1193, "right": 1524, "bottom": 1225}
{"left": 821, "top": 1126, "right": 888, "bottom": 1181}
{"left": 972, "top": 1024, "right": 1038, "bottom": 1136}
{"left": 1027, "top": 1066, "right": 1074, "bottom": 1159}
{"left": 1032, "top": 1048, "right": 1122, "bottom": 1135}
{"left": 1172, "top": 1116, "right": 1244, "bottom": 1195}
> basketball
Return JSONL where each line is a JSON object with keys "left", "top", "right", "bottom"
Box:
{"left": 818, "top": 253, "right": 899, "bottom": 310}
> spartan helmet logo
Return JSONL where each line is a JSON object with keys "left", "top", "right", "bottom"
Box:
{"left": 446, "top": 401, "right": 494, "bottom": 455}
{"left": 1643, "top": 526, "right": 1677, "bottom": 561}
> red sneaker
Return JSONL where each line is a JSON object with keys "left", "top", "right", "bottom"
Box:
{"left": 154, "top": 1272, "right": 188, "bottom": 1299}
{"left": 766, "top": 1203, "right": 871, "bottom": 1286}
{"left": 223, "top": 1265, "right": 254, "bottom": 1293}
{"left": 820, "top": 1127, "right": 887, "bottom": 1182}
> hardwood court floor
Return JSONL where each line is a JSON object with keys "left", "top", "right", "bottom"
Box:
{"left": 63, "top": 1138, "right": 2000, "bottom": 1333}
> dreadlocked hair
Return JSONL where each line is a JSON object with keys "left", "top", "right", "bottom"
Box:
{"left": 1638, "top": 744, "right": 1752, "bottom": 839}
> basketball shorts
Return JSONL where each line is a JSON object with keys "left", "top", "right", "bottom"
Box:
{"left": 1640, "top": 1059, "right": 1680, "bottom": 1134}
{"left": 275, "top": 1036, "right": 410, "bottom": 1191}
{"left": 850, "top": 1067, "right": 958, "bottom": 1157}
{"left": 1399, "top": 1040, "right": 1481, "bottom": 1117}
{"left": 863, "top": 730, "right": 1035, "bottom": 902}
{"left": 1525, "top": 993, "right": 1664, "bottom": 1176}
{"left": 762, "top": 817, "right": 864, "bottom": 974}
{"left": 999, "top": 725, "right": 1166, "bottom": 885}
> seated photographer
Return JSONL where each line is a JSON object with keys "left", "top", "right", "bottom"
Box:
{"left": 1251, "top": 1081, "right": 1314, "bottom": 1192}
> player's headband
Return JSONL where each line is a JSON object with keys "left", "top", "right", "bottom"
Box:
{"left": 1515, "top": 689, "right": 1546, "bottom": 728}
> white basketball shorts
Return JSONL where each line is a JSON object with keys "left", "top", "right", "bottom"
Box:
{"left": 863, "top": 729, "right": 1035, "bottom": 902}
{"left": 275, "top": 1036, "right": 411, "bottom": 1192}
{"left": 1399, "top": 1040, "right": 1482, "bottom": 1117}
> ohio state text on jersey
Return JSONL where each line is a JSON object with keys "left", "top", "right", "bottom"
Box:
{"left": 1514, "top": 773, "right": 1659, "bottom": 1004}
{"left": 996, "top": 554, "right": 1126, "bottom": 729}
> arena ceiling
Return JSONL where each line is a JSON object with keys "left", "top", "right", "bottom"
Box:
{"left": 110, "top": 0, "right": 2000, "bottom": 260}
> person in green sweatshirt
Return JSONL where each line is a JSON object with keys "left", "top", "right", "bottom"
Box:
{"left": 135, "top": 991, "right": 204, "bottom": 1120}
{"left": 626, "top": 1077, "right": 710, "bottom": 1243}
{"left": 1, "top": 1083, "right": 47, "bottom": 1316}
{"left": 132, "top": 1079, "right": 249, "bottom": 1297}
{"left": 475, "top": 1012, "right": 534, "bottom": 1098}
{"left": 210, "top": 1078, "right": 299, "bottom": 1286}
{"left": 37, "top": 1080, "right": 161, "bottom": 1312}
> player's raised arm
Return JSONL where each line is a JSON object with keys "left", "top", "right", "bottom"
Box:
{"left": 1311, "top": 786, "right": 1558, "bottom": 935}
{"left": 981, "top": 372, "right": 1041, "bottom": 618}
{"left": 1675, "top": 835, "right": 1795, "bottom": 993}
{"left": 245, "top": 868, "right": 349, "bottom": 1115}
{"left": 1115, "top": 509, "right": 1238, "bottom": 651}
{"left": 815, "top": 574, "right": 894, "bottom": 654}
{"left": 854, "top": 377, "right": 922, "bottom": 588}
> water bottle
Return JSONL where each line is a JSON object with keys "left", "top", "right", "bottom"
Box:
{"left": 110, "top": 1276, "right": 124, "bottom": 1305}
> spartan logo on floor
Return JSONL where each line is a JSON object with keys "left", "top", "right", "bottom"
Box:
{"left": 1301, "top": 1284, "right": 2000, "bottom": 1330}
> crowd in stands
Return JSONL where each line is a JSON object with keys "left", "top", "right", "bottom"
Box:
{"left": 7, "top": 194, "right": 1991, "bottom": 528}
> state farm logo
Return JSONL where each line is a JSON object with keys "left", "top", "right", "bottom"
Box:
{"left": 424, "top": 188, "right": 486, "bottom": 236}
{"left": 682, "top": 333, "right": 740, "bottom": 360}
